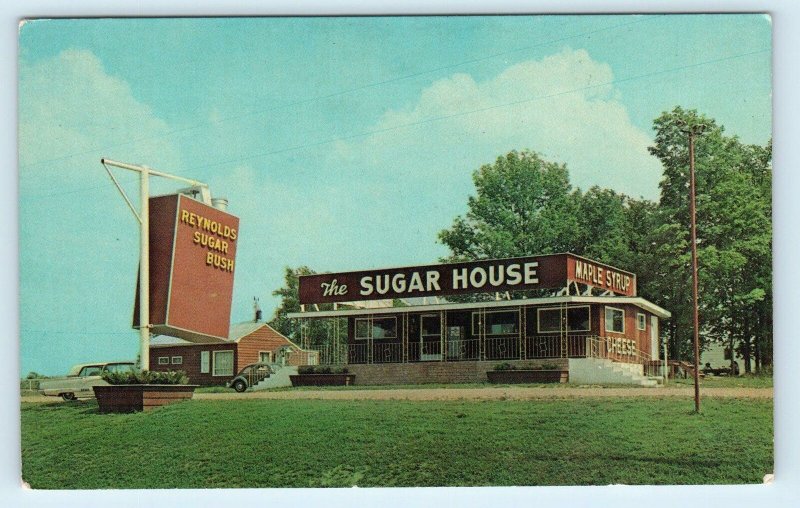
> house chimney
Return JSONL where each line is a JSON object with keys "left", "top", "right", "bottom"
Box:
{"left": 253, "top": 297, "right": 262, "bottom": 322}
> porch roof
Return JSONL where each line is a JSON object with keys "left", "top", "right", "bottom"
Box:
{"left": 287, "top": 295, "right": 671, "bottom": 320}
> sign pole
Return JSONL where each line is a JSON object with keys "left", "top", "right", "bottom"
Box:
{"left": 139, "top": 166, "right": 150, "bottom": 371}
{"left": 101, "top": 158, "right": 211, "bottom": 371}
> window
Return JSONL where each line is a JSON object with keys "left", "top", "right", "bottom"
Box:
{"left": 79, "top": 366, "right": 103, "bottom": 377}
{"left": 537, "top": 308, "right": 562, "bottom": 333}
{"left": 605, "top": 307, "right": 625, "bottom": 334}
{"left": 258, "top": 351, "right": 272, "bottom": 363}
{"left": 472, "top": 310, "right": 518, "bottom": 335}
{"left": 105, "top": 363, "right": 135, "bottom": 374}
{"left": 537, "top": 306, "right": 591, "bottom": 333}
{"left": 213, "top": 350, "right": 234, "bottom": 377}
{"left": 637, "top": 313, "right": 646, "bottom": 331}
{"left": 354, "top": 317, "right": 397, "bottom": 340}
{"left": 421, "top": 314, "right": 441, "bottom": 339}
{"left": 200, "top": 351, "right": 210, "bottom": 373}
{"left": 568, "top": 307, "right": 591, "bottom": 332}
{"left": 171, "top": 356, "right": 183, "bottom": 365}
{"left": 158, "top": 357, "right": 169, "bottom": 365}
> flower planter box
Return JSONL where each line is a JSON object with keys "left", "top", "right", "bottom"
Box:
{"left": 486, "top": 369, "right": 568, "bottom": 384}
{"left": 289, "top": 374, "right": 355, "bottom": 387}
{"left": 93, "top": 384, "right": 197, "bottom": 413}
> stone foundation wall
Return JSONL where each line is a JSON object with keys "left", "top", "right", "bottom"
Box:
{"left": 345, "top": 358, "right": 568, "bottom": 385}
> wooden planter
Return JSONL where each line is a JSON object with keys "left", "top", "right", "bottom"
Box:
{"left": 487, "top": 369, "right": 569, "bottom": 384}
{"left": 93, "top": 385, "right": 197, "bottom": 413}
{"left": 289, "top": 374, "right": 355, "bottom": 387}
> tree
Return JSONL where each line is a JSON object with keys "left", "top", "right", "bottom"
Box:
{"left": 270, "top": 266, "right": 347, "bottom": 363}
{"left": 647, "top": 107, "right": 772, "bottom": 371}
{"left": 438, "top": 150, "right": 579, "bottom": 260}
{"left": 437, "top": 150, "right": 653, "bottom": 293}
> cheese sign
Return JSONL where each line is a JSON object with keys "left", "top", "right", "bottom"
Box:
{"left": 299, "top": 253, "right": 636, "bottom": 304}
{"left": 133, "top": 194, "right": 239, "bottom": 343}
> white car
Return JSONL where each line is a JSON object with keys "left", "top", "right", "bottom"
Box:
{"left": 39, "top": 362, "right": 136, "bottom": 401}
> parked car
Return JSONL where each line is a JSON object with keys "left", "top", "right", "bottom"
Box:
{"left": 227, "top": 362, "right": 274, "bottom": 392}
{"left": 39, "top": 362, "right": 136, "bottom": 401}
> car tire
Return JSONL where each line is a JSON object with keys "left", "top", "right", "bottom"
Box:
{"left": 61, "top": 393, "right": 76, "bottom": 401}
{"left": 232, "top": 380, "right": 247, "bottom": 393}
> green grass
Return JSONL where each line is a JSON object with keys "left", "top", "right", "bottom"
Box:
{"left": 21, "top": 397, "right": 772, "bottom": 489}
{"left": 673, "top": 375, "right": 773, "bottom": 389}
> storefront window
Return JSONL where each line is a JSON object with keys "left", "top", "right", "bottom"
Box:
{"left": 355, "top": 317, "right": 397, "bottom": 340}
{"left": 605, "top": 307, "right": 625, "bottom": 333}
{"left": 472, "top": 311, "right": 518, "bottom": 335}
{"left": 537, "top": 306, "right": 590, "bottom": 333}
{"left": 537, "top": 308, "right": 562, "bottom": 333}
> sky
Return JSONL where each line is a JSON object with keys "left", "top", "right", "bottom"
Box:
{"left": 17, "top": 14, "right": 772, "bottom": 376}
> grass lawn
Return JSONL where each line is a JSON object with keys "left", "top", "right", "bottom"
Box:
{"left": 21, "top": 397, "right": 772, "bottom": 489}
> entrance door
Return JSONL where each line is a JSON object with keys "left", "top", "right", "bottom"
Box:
{"left": 447, "top": 326, "right": 464, "bottom": 360}
{"left": 420, "top": 314, "right": 442, "bottom": 361}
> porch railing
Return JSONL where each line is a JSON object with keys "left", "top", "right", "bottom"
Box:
{"left": 333, "top": 335, "right": 663, "bottom": 370}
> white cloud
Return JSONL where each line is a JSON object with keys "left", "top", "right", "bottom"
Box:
{"left": 334, "top": 47, "right": 662, "bottom": 200}
{"left": 18, "top": 49, "right": 185, "bottom": 373}
{"left": 19, "top": 49, "right": 183, "bottom": 185}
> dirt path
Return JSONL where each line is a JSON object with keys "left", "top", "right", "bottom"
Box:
{"left": 193, "top": 386, "right": 773, "bottom": 401}
{"left": 20, "top": 386, "right": 772, "bottom": 404}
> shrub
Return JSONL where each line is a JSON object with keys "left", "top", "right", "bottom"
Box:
{"left": 494, "top": 362, "right": 516, "bottom": 371}
{"left": 102, "top": 370, "right": 189, "bottom": 385}
{"left": 297, "top": 365, "right": 349, "bottom": 375}
{"left": 540, "top": 363, "right": 559, "bottom": 370}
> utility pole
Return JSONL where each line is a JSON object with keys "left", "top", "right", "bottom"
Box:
{"left": 101, "top": 158, "right": 210, "bottom": 371}
{"left": 677, "top": 121, "right": 707, "bottom": 412}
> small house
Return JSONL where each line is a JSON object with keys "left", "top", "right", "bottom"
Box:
{"left": 149, "top": 321, "right": 318, "bottom": 386}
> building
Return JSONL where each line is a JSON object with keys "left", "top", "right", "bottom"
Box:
{"left": 149, "top": 321, "right": 319, "bottom": 385}
{"left": 288, "top": 253, "right": 671, "bottom": 385}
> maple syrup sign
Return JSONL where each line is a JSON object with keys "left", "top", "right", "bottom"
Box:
{"left": 299, "top": 253, "right": 636, "bottom": 305}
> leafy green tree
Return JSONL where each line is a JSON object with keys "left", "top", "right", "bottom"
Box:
{"left": 269, "top": 266, "right": 347, "bottom": 363}
{"left": 438, "top": 150, "right": 579, "bottom": 260}
{"left": 647, "top": 107, "right": 772, "bottom": 371}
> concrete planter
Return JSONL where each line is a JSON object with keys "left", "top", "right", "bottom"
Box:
{"left": 486, "top": 369, "right": 568, "bottom": 384}
{"left": 289, "top": 374, "right": 355, "bottom": 387}
{"left": 93, "top": 384, "right": 197, "bottom": 413}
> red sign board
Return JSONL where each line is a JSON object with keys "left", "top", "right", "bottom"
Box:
{"left": 134, "top": 194, "right": 239, "bottom": 343}
{"left": 299, "top": 253, "right": 635, "bottom": 305}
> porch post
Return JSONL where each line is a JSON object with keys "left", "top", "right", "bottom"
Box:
{"left": 518, "top": 306, "right": 524, "bottom": 360}
{"left": 441, "top": 310, "right": 447, "bottom": 362}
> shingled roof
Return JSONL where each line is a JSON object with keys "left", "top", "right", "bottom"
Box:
{"left": 150, "top": 321, "right": 301, "bottom": 347}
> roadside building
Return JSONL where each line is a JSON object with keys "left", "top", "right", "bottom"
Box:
{"left": 289, "top": 253, "right": 671, "bottom": 386}
{"left": 149, "top": 321, "right": 318, "bottom": 386}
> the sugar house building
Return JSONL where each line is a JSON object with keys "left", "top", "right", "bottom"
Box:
{"left": 288, "top": 253, "right": 671, "bottom": 386}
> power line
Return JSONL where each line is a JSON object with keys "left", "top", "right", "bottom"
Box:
{"left": 188, "top": 47, "right": 770, "bottom": 174}
{"left": 19, "top": 15, "right": 660, "bottom": 171}
{"left": 21, "top": 45, "right": 768, "bottom": 200}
